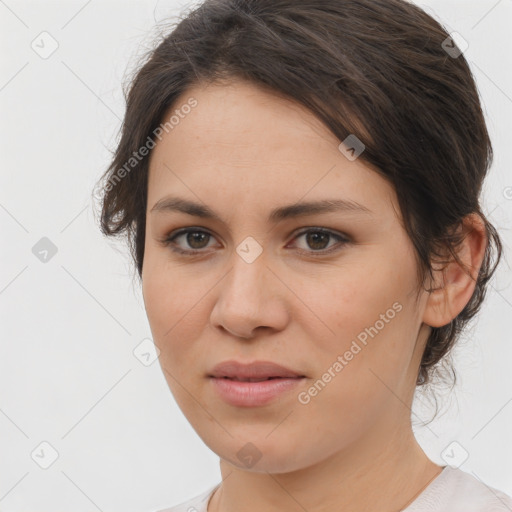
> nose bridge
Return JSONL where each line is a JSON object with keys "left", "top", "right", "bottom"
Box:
{"left": 210, "top": 236, "right": 287, "bottom": 337}
{"left": 225, "top": 238, "right": 269, "bottom": 306}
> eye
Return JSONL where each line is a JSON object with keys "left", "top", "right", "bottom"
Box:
{"left": 159, "top": 228, "right": 217, "bottom": 255}
{"left": 159, "top": 226, "right": 350, "bottom": 256}
{"left": 288, "top": 227, "right": 350, "bottom": 255}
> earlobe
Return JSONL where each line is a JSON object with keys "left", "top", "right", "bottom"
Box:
{"left": 422, "top": 213, "right": 487, "bottom": 328}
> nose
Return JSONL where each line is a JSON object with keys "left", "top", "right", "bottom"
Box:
{"left": 209, "top": 247, "right": 289, "bottom": 339}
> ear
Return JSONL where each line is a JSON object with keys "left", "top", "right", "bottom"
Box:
{"left": 422, "top": 213, "right": 488, "bottom": 328}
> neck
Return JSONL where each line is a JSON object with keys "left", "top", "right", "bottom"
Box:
{"left": 208, "top": 414, "right": 443, "bottom": 512}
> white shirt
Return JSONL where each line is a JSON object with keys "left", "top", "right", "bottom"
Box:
{"left": 155, "top": 465, "right": 512, "bottom": 512}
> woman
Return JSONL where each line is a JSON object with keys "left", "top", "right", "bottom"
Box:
{"left": 95, "top": 0, "right": 512, "bottom": 510}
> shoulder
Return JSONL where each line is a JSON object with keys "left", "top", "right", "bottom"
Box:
{"left": 152, "top": 483, "right": 219, "bottom": 512}
{"left": 406, "top": 465, "right": 512, "bottom": 512}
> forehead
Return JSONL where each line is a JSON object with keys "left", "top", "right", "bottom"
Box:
{"left": 157, "top": 79, "right": 335, "bottom": 155}
{"left": 147, "top": 79, "right": 398, "bottom": 220}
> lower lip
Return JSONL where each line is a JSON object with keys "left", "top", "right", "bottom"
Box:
{"left": 209, "top": 377, "right": 305, "bottom": 407}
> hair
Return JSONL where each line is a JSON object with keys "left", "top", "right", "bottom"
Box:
{"left": 93, "top": 0, "right": 502, "bottom": 403}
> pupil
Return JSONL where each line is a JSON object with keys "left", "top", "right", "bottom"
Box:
{"left": 306, "top": 232, "right": 329, "bottom": 250}
{"left": 184, "top": 231, "right": 330, "bottom": 251}
{"left": 188, "top": 232, "right": 209, "bottom": 249}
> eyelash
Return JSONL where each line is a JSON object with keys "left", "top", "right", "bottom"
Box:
{"left": 159, "top": 227, "right": 350, "bottom": 257}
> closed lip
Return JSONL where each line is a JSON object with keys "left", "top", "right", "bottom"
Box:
{"left": 208, "top": 360, "right": 306, "bottom": 380}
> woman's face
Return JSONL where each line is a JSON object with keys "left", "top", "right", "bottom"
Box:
{"left": 142, "top": 79, "right": 433, "bottom": 473}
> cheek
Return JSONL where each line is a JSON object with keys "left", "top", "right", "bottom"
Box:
{"left": 295, "top": 289, "right": 416, "bottom": 451}
{"left": 143, "top": 265, "right": 186, "bottom": 347}
{"left": 142, "top": 262, "right": 212, "bottom": 374}
{"left": 299, "top": 248, "right": 418, "bottom": 384}
{"left": 302, "top": 260, "right": 405, "bottom": 342}
{"left": 142, "top": 268, "right": 208, "bottom": 413}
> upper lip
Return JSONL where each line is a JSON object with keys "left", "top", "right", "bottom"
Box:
{"left": 208, "top": 360, "right": 306, "bottom": 379}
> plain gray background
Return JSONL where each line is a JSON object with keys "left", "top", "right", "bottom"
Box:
{"left": 1, "top": 0, "right": 511, "bottom": 510}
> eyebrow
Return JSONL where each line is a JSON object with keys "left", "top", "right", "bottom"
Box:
{"left": 150, "top": 195, "right": 373, "bottom": 223}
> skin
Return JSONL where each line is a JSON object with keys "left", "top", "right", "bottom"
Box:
{"left": 141, "top": 79, "right": 487, "bottom": 512}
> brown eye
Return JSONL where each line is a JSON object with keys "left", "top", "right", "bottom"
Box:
{"left": 161, "top": 228, "right": 217, "bottom": 254}
{"left": 305, "top": 231, "right": 330, "bottom": 250}
{"left": 184, "top": 231, "right": 210, "bottom": 249}
{"left": 160, "top": 226, "right": 349, "bottom": 257}
{"left": 289, "top": 228, "right": 350, "bottom": 255}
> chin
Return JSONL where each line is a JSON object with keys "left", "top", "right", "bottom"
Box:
{"left": 202, "top": 433, "right": 316, "bottom": 474}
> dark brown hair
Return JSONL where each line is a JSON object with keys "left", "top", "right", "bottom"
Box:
{"left": 93, "top": 0, "right": 503, "bottom": 397}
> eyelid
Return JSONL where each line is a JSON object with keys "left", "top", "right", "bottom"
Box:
{"left": 159, "top": 227, "right": 220, "bottom": 254}
{"left": 288, "top": 227, "right": 350, "bottom": 255}
{"left": 160, "top": 226, "right": 351, "bottom": 255}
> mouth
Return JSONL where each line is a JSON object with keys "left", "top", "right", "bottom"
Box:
{"left": 208, "top": 359, "right": 306, "bottom": 380}
{"left": 214, "top": 376, "right": 303, "bottom": 382}
{"left": 207, "top": 360, "right": 307, "bottom": 407}
{"left": 209, "top": 375, "right": 306, "bottom": 407}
